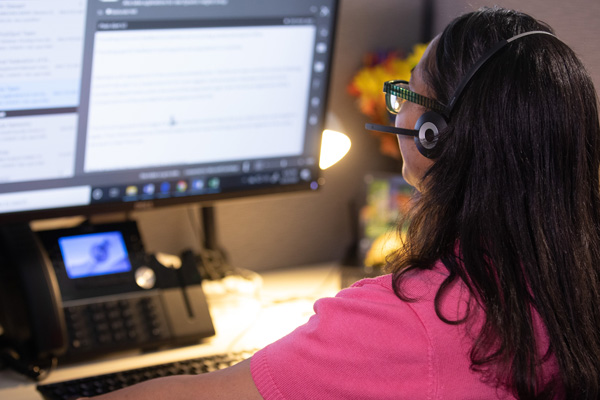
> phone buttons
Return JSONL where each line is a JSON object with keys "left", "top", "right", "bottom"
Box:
{"left": 64, "top": 294, "right": 172, "bottom": 357}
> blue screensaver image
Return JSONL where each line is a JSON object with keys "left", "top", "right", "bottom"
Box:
{"left": 58, "top": 231, "right": 132, "bottom": 279}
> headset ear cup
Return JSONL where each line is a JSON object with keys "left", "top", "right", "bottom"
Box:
{"left": 414, "top": 111, "right": 448, "bottom": 158}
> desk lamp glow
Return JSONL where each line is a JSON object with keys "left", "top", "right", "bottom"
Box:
{"left": 319, "top": 129, "right": 351, "bottom": 169}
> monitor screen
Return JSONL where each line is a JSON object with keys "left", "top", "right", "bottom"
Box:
{"left": 0, "top": 0, "right": 338, "bottom": 222}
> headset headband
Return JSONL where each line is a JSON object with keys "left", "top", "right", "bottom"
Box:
{"left": 445, "top": 30, "right": 557, "bottom": 115}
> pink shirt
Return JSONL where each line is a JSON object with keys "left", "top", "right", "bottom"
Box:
{"left": 250, "top": 263, "right": 559, "bottom": 399}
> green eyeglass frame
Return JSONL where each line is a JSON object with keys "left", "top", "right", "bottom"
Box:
{"left": 383, "top": 80, "right": 447, "bottom": 115}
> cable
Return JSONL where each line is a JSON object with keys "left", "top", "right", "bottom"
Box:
{"left": 0, "top": 348, "right": 57, "bottom": 381}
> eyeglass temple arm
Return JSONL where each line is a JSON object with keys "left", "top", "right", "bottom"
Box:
{"left": 365, "top": 123, "right": 417, "bottom": 137}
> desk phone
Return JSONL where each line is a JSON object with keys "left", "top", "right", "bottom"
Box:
{"left": 0, "top": 221, "right": 215, "bottom": 378}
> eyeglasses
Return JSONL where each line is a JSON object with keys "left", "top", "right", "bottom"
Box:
{"left": 383, "top": 80, "right": 447, "bottom": 115}
{"left": 365, "top": 80, "right": 448, "bottom": 140}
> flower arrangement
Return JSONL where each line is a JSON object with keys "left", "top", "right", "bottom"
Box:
{"left": 347, "top": 43, "right": 427, "bottom": 158}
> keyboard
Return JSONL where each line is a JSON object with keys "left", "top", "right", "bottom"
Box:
{"left": 37, "top": 349, "right": 257, "bottom": 400}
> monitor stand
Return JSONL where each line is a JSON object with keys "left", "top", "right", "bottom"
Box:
{"left": 184, "top": 205, "right": 234, "bottom": 281}
{"left": 188, "top": 205, "right": 260, "bottom": 287}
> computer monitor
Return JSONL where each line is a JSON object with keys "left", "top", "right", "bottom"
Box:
{"left": 0, "top": 0, "right": 338, "bottom": 223}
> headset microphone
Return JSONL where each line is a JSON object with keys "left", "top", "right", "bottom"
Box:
{"left": 364, "top": 123, "right": 417, "bottom": 137}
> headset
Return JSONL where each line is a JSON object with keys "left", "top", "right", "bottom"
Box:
{"left": 365, "top": 30, "right": 557, "bottom": 158}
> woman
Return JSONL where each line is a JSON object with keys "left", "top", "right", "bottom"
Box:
{"left": 388, "top": 7, "right": 600, "bottom": 398}
{"left": 86, "top": 7, "right": 600, "bottom": 399}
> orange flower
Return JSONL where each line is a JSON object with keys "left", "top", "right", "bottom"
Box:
{"left": 348, "top": 44, "right": 428, "bottom": 158}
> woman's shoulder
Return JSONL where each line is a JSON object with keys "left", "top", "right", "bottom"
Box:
{"left": 338, "top": 263, "right": 475, "bottom": 337}
{"left": 251, "top": 263, "right": 500, "bottom": 400}
{"left": 345, "top": 261, "right": 453, "bottom": 301}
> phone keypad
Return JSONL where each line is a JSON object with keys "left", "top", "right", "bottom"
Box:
{"left": 64, "top": 295, "right": 170, "bottom": 355}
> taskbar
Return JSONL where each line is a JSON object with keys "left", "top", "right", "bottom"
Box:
{"left": 88, "top": 166, "right": 317, "bottom": 205}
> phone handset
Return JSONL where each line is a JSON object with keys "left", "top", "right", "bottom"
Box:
{"left": 0, "top": 223, "right": 67, "bottom": 380}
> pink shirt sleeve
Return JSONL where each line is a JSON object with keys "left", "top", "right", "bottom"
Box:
{"left": 250, "top": 275, "right": 436, "bottom": 400}
{"left": 250, "top": 268, "right": 559, "bottom": 399}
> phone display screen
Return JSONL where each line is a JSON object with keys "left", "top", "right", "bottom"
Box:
{"left": 58, "top": 231, "right": 132, "bottom": 279}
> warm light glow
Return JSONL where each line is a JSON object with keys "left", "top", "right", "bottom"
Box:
{"left": 319, "top": 129, "right": 351, "bottom": 170}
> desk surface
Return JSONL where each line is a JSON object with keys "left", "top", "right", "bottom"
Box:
{"left": 0, "top": 263, "right": 345, "bottom": 400}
